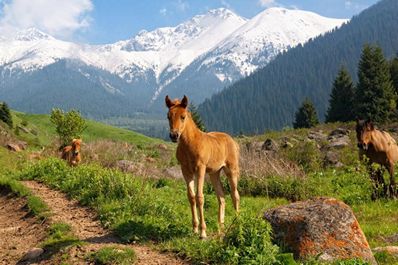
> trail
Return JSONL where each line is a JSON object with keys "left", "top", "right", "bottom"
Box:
{"left": 0, "top": 190, "right": 47, "bottom": 265}
{"left": 22, "top": 180, "right": 187, "bottom": 265}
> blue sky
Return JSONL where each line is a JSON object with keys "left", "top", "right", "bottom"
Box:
{"left": 0, "top": 0, "right": 380, "bottom": 44}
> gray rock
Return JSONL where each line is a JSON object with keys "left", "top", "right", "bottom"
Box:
{"left": 164, "top": 166, "right": 184, "bottom": 179}
{"left": 308, "top": 131, "right": 327, "bottom": 142}
{"left": 21, "top": 247, "right": 44, "bottom": 261}
{"left": 329, "top": 128, "right": 350, "bottom": 137}
{"left": 328, "top": 135, "right": 350, "bottom": 149}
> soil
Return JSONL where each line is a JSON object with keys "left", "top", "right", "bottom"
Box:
{"left": 0, "top": 189, "right": 47, "bottom": 265}
{"left": 0, "top": 181, "right": 188, "bottom": 264}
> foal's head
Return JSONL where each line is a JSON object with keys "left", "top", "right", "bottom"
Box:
{"left": 165, "top": 95, "right": 189, "bottom": 142}
{"left": 356, "top": 119, "right": 374, "bottom": 150}
{"left": 71, "top": 138, "right": 82, "bottom": 156}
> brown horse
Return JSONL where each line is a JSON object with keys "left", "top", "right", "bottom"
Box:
{"left": 61, "top": 139, "right": 82, "bottom": 166}
{"left": 165, "top": 95, "right": 240, "bottom": 239}
{"left": 356, "top": 119, "right": 398, "bottom": 197}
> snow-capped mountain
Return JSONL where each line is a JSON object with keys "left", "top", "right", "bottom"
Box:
{"left": 0, "top": 7, "right": 346, "bottom": 117}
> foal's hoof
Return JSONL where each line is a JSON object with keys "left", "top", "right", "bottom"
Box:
{"left": 199, "top": 232, "right": 207, "bottom": 240}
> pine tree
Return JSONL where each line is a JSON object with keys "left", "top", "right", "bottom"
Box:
{"left": 390, "top": 55, "right": 398, "bottom": 95}
{"left": 0, "top": 102, "right": 13, "bottom": 128}
{"left": 325, "top": 66, "right": 356, "bottom": 122}
{"left": 189, "top": 102, "right": 206, "bottom": 132}
{"left": 293, "top": 98, "right": 319, "bottom": 129}
{"left": 355, "top": 45, "right": 396, "bottom": 122}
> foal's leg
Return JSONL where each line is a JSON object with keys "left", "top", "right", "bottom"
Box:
{"left": 224, "top": 166, "right": 240, "bottom": 213}
{"left": 209, "top": 171, "right": 225, "bottom": 233}
{"left": 196, "top": 165, "right": 207, "bottom": 239}
{"left": 182, "top": 170, "right": 199, "bottom": 234}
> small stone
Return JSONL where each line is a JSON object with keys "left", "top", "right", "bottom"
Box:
{"left": 21, "top": 247, "right": 44, "bottom": 261}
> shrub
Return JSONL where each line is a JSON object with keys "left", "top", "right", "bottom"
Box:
{"left": 50, "top": 108, "right": 86, "bottom": 146}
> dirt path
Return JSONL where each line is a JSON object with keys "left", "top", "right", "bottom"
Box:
{"left": 22, "top": 180, "right": 188, "bottom": 265}
{"left": 0, "top": 190, "right": 47, "bottom": 265}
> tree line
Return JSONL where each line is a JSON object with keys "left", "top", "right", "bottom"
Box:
{"left": 293, "top": 44, "right": 398, "bottom": 128}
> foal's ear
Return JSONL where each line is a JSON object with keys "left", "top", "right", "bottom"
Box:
{"left": 165, "top": 95, "right": 174, "bottom": 108}
{"left": 181, "top": 95, "right": 188, "bottom": 108}
{"left": 365, "top": 119, "right": 374, "bottom": 130}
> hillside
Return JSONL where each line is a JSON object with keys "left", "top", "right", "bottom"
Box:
{"left": 198, "top": 0, "right": 398, "bottom": 135}
{"left": 11, "top": 111, "right": 158, "bottom": 147}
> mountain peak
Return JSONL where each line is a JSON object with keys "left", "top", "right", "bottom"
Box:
{"left": 14, "top": 28, "right": 54, "bottom": 41}
{"left": 206, "top": 8, "right": 239, "bottom": 19}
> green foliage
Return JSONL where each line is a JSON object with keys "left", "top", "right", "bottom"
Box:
{"left": 326, "top": 66, "right": 356, "bottom": 122}
{"left": 355, "top": 44, "right": 396, "bottom": 122}
{"left": 189, "top": 102, "right": 206, "bottom": 132}
{"left": 0, "top": 175, "right": 51, "bottom": 220}
{"left": 0, "top": 101, "right": 13, "bottom": 128}
{"left": 293, "top": 99, "right": 319, "bottom": 129}
{"left": 374, "top": 250, "right": 398, "bottom": 265}
{"left": 283, "top": 140, "right": 322, "bottom": 172}
{"left": 215, "top": 213, "right": 279, "bottom": 265}
{"left": 88, "top": 247, "right": 136, "bottom": 265}
{"left": 50, "top": 108, "right": 86, "bottom": 146}
{"left": 41, "top": 222, "right": 82, "bottom": 257}
{"left": 390, "top": 55, "right": 398, "bottom": 95}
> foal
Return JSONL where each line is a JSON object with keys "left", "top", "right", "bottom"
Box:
{"left": 356, "top": 119, "right": 398, "bottom": 197}
{"left": 61, "top": 139, "right": 82, "bottom": 166}
{"left": 165, "top": 95, "right": 240, "bottom": 239}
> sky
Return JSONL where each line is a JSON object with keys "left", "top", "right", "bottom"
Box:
{"left": 0, "top": 0, "right": 380, "bottom": 44}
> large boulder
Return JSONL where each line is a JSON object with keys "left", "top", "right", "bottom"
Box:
{"left": 264, "top": 197, "right": 376, "bottom": 264}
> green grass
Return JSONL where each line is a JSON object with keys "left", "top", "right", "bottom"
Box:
{"left": 12, "top": 112, "right": 160, "bottom": 147}
{"left": 16, "top": 158, "right": 391, "bottom": 264}
{"left": 0, "top": 175, "right": 51, "bottom": 220}
{"left": 88, "top": 246, "right": 136, "bottom": 265}
{"left": 40, "top": 222, "right": 83, "bottom": 260}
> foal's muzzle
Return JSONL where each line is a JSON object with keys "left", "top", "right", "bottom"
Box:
{"left": 169, "top": 132, "right": 180, "bottom": 142}
{"left": 357, "top": 143, "right": 368, "bottom": 150}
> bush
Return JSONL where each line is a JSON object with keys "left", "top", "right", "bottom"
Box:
{"left": 50, "top": 108, "right": 86, "bottom": 146}
{"left": 89, "top": 246, "right": 136, "bottom": 265}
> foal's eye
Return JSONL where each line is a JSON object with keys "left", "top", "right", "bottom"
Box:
{"left": 181, "top": 116, "right": 186, "bottom": 121}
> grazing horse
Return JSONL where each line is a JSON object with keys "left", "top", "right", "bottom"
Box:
{"left": 356, "top": 119, "right": 398, "bottom": 197}
{"left": 61, "top": 139, "right": 82, "bottom": 166}
{"left": 165, "top": 95, "right": 240, "bottom": 239}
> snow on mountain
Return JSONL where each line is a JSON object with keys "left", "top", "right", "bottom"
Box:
{"left": 200, "top": 7, "right": 348, "bottom": 81}
{"left": 0, "top": 7, "right": 347, "bottom": 110}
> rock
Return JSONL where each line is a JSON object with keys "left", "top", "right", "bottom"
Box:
{"left": 262, "top": 139, "right": 279, "bottom": 151}
{"left": 264, "top": 197, "right": 376, "bottom": 264}
{"left": 164, "top": 166, "right": 184, "bottom": 179}
{"left": 157, "top": 143, "right": 168, "bottom": 150}
{"left": 308, "top": 131, "right": 327, "bottom": 142}
{"left": 373, "top": 246, "right": 398, "bottom": 256}
{"left": 282, "top": 141, "right": 293, "bottom": 148}
{"left": 329, "top": 128, "right": 350, "bottom": 137}
{"left": 245, "top": 141, "right": 263, "bottom": 152}
{"left": 324, "top": 151, "right": 343, "bottom": 168}
{"left": 21, "top": 247, "right": 44, "bottom": 261}
{"left": 327, "top": 135, "right": 350, "bottom": 149}
{"left": 115, "top": 160, "right": 136, "bottom": 172}
{"left": 6, "top": 143, "right": 21, "bottom": 152}
{"left": 17, "top": 125, "right": 30, "bottom": 134}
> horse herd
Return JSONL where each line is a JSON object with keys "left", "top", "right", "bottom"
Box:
{"left": 60, "top": 95, "right": 398, "bottom": 239}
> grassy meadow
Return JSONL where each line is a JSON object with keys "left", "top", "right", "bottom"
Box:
{"left": 1, "top": 112, "right": 398, "bottom": 264}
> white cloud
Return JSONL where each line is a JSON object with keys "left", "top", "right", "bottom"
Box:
{"left": 220, "top": 0, "right": 231, "bottom": 9}
{"left": 175, "top": 0, "right": 189, "bottom": 12}
{"left": 345, "top": 0, "right": 369, "bottom": 11}
{"left": 0, "top": 0, "right": 93, "bottom": 38}
{"left": 258, "top": 0, "right": 277, "bottom": 8}
{"left": 159, "top": 8, "right": 168, "bottom": 16}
